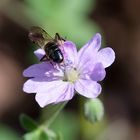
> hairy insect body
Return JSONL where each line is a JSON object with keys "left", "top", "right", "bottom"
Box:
{"left": 45, "top": 42, "right": 63, "bottom": 63}
{"left": 29, "top": 26, "right": 64, "bottom": 64}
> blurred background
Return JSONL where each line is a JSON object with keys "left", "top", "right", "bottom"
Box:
{"left": 0, "top": 0, "right": 140, "bottom": 140}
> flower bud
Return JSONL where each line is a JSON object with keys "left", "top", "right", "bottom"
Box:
{"left": 84, "top": 98, "right": 104, "bottom": 123}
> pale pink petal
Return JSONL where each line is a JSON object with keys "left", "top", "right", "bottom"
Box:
{"left": 90, "top": 63, "right": 106, "bottom": 81}
{"left": 77, "top": 33, "right": 101, "bottom": 70}
{"left": 34, "top": 49, "right": 45, "bottom": 60}
{"left": 77, "top": 59, "right": 96, "bottom": 74}
{"left": 97, "top": 47, "right": 115, "bottom": 68}
{"left": 23, "top": 62, "right": 55, "bottom": 77}
{"left": 55, "top": 83, "right": 74, "bottom": 103}
{"left": 23, "top": 78, "right": 38, "bottom": 93}
{"left": 23, "top": 78, "right": 62, "bottom": 93}
{"left": 75, "top": 79, "right": 101, "bottom": 98}
{"left": 63, "top": 41, "right": 78, "bottom": 66}
{"left": 35, "top": 81, "right": 74, "bottom": 107}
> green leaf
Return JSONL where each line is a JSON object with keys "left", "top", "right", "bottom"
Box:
{"left": 23, "top": 128, "right": 56, "bottom": 140}
{"left": 23, "top": 129, "right": 41, "bottom": 140}
{"left": 0, "top": 124, "right": 20, "bottom": 140}
{"left": 20, "top": 114, "right": 38, "bottom": 132}
{"left": 39, "top": 131, "right": 49, "bottom": 140}
{"left": 55, "top": 132, "right": 63, "bottom": 140}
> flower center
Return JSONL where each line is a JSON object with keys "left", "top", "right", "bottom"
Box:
{"left": 64, "top": 68, "right": 79, "bottom": 83}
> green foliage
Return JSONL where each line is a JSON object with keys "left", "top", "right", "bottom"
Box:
{"left": 23, "top": 128, "right": 50, "bottom": 140}
{"left": 39, "top": 102, "right": 67, "bottom": 126}
{"left": 50, "top": 111, "right": 79, "bottom": 140}
{"left": 25, "top": 0, "right": 100, "bottom": 47}
{"left": 84, "top": 98, "right": 104, "bottom": 123}
{"left": 21, "top": 105, "right": 67, "bottom": 140}
{"left": 20, "top": 114, "right": 38, "bottom": 132}
{"left": 23, "top": 126, "right": 63, "bottom": 140}
{"left": 39, "top": 103, "right": 79, "bottom": 140}
{"left": 0, "top": 124, "right": 20, "bottom": 140}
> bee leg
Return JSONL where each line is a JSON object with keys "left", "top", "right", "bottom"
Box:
{"left": 50, "top": 61, "right": 54, "bottom": 66}
{"left": 40, "top": 55, "right": 47, "bottom": 61}
{"left": 40, "top": 55, "right": 55, "bottom": 66}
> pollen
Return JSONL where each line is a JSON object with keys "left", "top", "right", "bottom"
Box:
{"left": 64, "top": 68, "right": 79, "bottom": 83}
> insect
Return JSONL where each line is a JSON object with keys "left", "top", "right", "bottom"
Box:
{"left": 28, "top": 26, "right": 65, "bottom": 63}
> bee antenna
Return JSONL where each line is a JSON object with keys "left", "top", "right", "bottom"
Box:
{"left": 55, "top": 33, "right": 61, "bottom": 40}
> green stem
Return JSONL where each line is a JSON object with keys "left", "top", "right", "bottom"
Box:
{"left": 42, "top": 101, "right": 67, "bottom": 128}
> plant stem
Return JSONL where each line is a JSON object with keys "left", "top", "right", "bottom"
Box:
{"left": 43, "top": 101, "right": 67, "bottom": 128}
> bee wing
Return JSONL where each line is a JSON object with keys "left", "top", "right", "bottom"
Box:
{"left": 28, "top": 26, "right": 53, "bottom": 48}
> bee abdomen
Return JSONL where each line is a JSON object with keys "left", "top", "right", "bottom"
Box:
{"left": 50, "top": 49, "right": 63, "bottom": 63}
{"left": 45, "top": 44, "right": 63, "bottom": 63}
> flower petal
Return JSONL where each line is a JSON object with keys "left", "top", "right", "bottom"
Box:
{"left": 34, "top": 49, "right": 45, "bottom": 60}
{"left": 97, "top": 47, "right": 115, "bottom": 68}
{"left": 35, "top": 81, "right": 74, "bottom": 107}
{"left": 90, "top": 63, "right": 106, "bottom": 81}
{"left": 75, "top": 79, "right": 101, "bottom": 98}
{"left": 54, "top": 83, "right": 74, "bottom": 104}
{"left": 23, "top": 77, "right": 63, "bottom": 93}
{"left": 63, "top": 41, "right": 78, "bottom": 66}
{"left": 77, "top": 33, "right": 101, "bottom": 70}
{"left": 23, "top": 62, "right": 54, "bottom": 77}
{"left": 23, "top": 78, "right": 40, "bottom": 93}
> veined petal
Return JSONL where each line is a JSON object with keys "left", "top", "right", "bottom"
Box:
{"left": 75, "top": 79, "right": 101, "bottom": 98}
{"left": 34, "top": 48, "right": 45, "bottom": 60}
{"left": 63, "top": 41, "right": 78, "bottom": 66}
{"left": 23, "top": 78, "right": 62, "bottom": 93}
{"left": 77, "top": 33, "right": 101, "bottom": 70}
{"left": 90, "top": 63, "right": 106, "bottom": 81}
{"left": 23, "top": 62, "right": 54, "bottom": 77}
{"left": 54, "top": 83, "right": 74, "bottom": 104}
{"left": 97, "top": 47, "right": 115, "bottom": 68}
{"left": 35, "top": 81, "right": 74, "bottom": 107}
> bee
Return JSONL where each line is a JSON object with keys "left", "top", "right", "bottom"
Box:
{"left": 28, "top": 26, "right": 65, "bottom": 63}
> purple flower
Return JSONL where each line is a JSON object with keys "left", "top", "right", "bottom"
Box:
{"left": 23, "top": 33, "right": 115, "bottom": 107}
